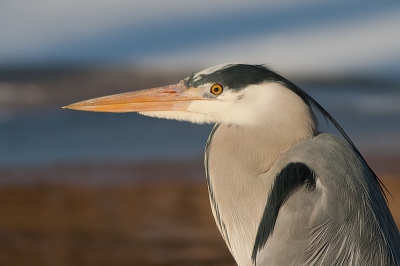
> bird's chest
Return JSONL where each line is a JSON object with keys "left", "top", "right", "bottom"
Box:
{"left": 205, "top": 125, "right": 274, "bottom": 265}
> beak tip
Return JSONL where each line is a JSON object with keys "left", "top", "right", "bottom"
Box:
{"left": 62, "top": 103, "right": 83, "bottom": 111}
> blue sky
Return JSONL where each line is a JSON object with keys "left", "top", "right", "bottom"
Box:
{"left": 1, "top": 1, "right": 399, "bottom": 77}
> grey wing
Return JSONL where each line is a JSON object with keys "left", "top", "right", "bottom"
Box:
{"left": 253, "top": 133, "right": 400, "bottom": 266}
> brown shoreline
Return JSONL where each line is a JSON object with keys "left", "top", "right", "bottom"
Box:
{"left": 0, "top": 182, "right": 235, "bottom": 266}
{"left": 0, "top": 161, "right": 399, "bottom": 266}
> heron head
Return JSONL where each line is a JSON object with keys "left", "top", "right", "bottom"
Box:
{"left": 64, "top": 63, "right": 316, "bottom": 128}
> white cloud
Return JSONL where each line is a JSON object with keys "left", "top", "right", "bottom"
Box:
{"left": 141, "top": 8, "right": 400, "bottom": 76}
{"left": 0, "top": 0, "right": 302, "bottom": 59}
{"left": 1, "top": 0, "right": 399, "bottom": 78}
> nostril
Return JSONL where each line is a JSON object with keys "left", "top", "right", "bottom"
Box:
{"left": 163, "top": 89, "right": 176, "bottom": 94}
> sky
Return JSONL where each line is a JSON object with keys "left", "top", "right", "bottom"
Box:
{"left": 1, "top": 1, "right": 400, "bottom": 78}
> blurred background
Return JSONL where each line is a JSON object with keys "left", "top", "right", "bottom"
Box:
{"left": 0, "top": 1, "right": 399, "bottom": 265}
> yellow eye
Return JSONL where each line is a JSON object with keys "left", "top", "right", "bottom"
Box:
{"left": 210, "top": 83, "right": 223, "bottom": 95}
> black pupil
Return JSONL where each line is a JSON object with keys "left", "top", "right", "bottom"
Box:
{"left": 214, "top": 87, "right": 219, "bottom": 92}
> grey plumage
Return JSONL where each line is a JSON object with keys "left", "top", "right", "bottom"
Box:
{"left": 207, "top": 126, "right": 400, "bottom": 265}
{"left": 199, "top": 65, "right": 400, "bottom": 265}
{"left": 64, "top": 63, "right": 400, "bottom": 266}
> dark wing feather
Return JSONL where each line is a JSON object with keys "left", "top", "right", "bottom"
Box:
{"left": 252, "top": 162, "right": 316, "bottom": 263}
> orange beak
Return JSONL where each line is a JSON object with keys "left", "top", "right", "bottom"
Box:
{"left": 63, "top": 83, "right": 203, "bottom": 113}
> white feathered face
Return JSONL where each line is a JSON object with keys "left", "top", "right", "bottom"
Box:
{"left": 64, "top": 63, "right": 314, "bottom": 127}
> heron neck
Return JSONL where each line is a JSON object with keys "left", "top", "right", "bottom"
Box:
{"left": 210, "top": 118, "right": 317, "bottom": 173}
{"left": 205, "top": 117, "right": 317, "bottom": 266}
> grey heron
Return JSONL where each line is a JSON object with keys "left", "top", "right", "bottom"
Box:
{"left": 65, "top": 63, "right": 400, "bottom": 265}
